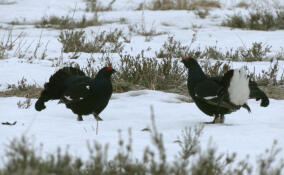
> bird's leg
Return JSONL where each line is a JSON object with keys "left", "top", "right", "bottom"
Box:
{"left": 93, "top": 113, "right": 103, "bottom": 135}
{"left": 242, "top": 103, "right": 251, "bottom": 113}
{"left": 212, "top": 114, "right": 219, "bottom": 124}
{"left": 211, "top": 114, "right": 224, "bottom": 124}
{"left": 217, "top": 88, "right": 225, "bottom": 113}
{"left": 77, "top": 115, "right": 83, "bottom": 121}
{"left": 93, "top": 113, "right": 103, "bottom": 121}
{"left": 220, "top": 115, "right": 225, "bottom": 123}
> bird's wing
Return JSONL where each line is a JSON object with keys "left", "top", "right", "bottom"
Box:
{"left": 194, "top": 79, "right": 222, "bottom": 99}
{"left": 194, "top": 80, "right": 238, "bottom": 110}
{"left": 61, "top": 81, "right": 94, "bottom": 104}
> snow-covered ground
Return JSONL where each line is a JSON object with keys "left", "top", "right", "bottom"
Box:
{"left": 1, "top": 91, "right": 284, "bottom": 163}
{"left": 0, "top": 0, "right": 284, "bottom": 167}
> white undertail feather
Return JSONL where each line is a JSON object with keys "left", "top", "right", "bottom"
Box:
{"left": 228, "top": 68, "right": 250, "bottom": 105}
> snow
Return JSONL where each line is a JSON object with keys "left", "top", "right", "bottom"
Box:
{"left": 0, "top": 91, "right": 283, "bottom": 163}
{"left": 0, "top": 0, "right": 284, "bottom": 168}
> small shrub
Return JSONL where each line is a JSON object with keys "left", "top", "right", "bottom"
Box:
{"left": 117, "top": 52, "right": 187, "bottom": 92}
{"left": 155, "top": 35, "right": 201, "bottom": 59}
{"left": 250, "top": 61, "right": 284, "bottom": 86}
{"left": 275, "top": 48, "right": 284, "bottom": 60}
{"left": 1, "top": 77, "right": 42, "bottom": 98}
{"left": 200, "top": 60, "right": 232, "bottom": 77}
{"left": 257, "top": 140, "right": 284, "bottom": 175}
{"left": 222, "top": 10, "right": 284, "bottom": 30}
{"left": 36, "top": 15, "right": 101, "bottom": 29}
{"left": 194, "top": 9, "right": 209, "bottom": 18}
{"left": 17, "top": 98, "right": 32, "bottom": 109}
{"left": 190, "top": 147, "right": 237, "bottom": 174}
{"left": 85, "top": 0, "right": 116, "bottom": 12}
{"left": 119, "top": 17, "right": 127, "bottom": 24}
{"left": 150, "top": 0, "right": 221, "bottom": 10}
{"left": 189, "top": 0, "right": 221, "bottom": 10}
{"left": 0, "top": 29, "right": 24, "bottom": 59}
{"left": 202, "top": 45, "right": 224, "bottom": 60}
{"left": 128, "top": 23, "right": 167, "bottom": 38}
{"left": 236, "top": 42, "right": 271, "bottom": 62}
{"left": 235, "top": 1, "right": 249, "bottom": 8}
{"left": 222, "top": 13, "right": 246, "bottom": 28}
{"left": 151, "top": 0, "right": 175, "bottom": 10}
{"left": 58, "top": 29, "right": 125, "bottom": 53}
{"left": 58, "top": 30, "right": 86, "bottom": 53}
{"left": 196, "top": 42, "right": 272, "bottom": 62}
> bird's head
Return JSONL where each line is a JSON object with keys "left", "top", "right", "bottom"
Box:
{"left": 181, "top": 57, "right": 199, "bottom": 68}
{"left": 97, "top": 66, "right": 117, "bottom": 78}
{"left": 181, "top": 57, "right": 206, "bottom": 81}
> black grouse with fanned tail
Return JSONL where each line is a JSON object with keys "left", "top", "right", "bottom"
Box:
{"left": 35, "top": 67, "right": 87, "bottom": 111}
{"left": 35, "top": 67, "right": 116, "bottom": 124}
{"left": 182, "top": 57, "right": 251, "bottom": 123}
{"left": 211, "top": 77, "right": 269, "bottom": 107}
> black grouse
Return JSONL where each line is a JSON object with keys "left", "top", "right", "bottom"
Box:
{"left": 182, "top": 57, "right": 268, "bottom": 123}
{"left": 35, "top": 67, "right": 116, "bottom": 130}
{"left": 211, "top": 76, "right": 269, "bottom": 107}
{"left": 35, "top": 67, "right": 86, "bottom": 111}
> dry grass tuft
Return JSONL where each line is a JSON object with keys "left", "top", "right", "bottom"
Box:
{"left": 58, "top": 29, "right": 125, "bottom": 53}
{"left": 0, "top": 77, "right": 42, "bottom": 98}
{"left": 235, "top": 1, "right": 249, "bottom": 8}
{"left": 150, "top": 0, "right": 221, "bottom": 10}
{"left": 222, "top": 10, "right": 284, "bottom": 30}
{"left": 35, "top": 15, "right": 102, "bottom": 29}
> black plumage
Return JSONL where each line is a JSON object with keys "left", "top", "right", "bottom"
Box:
{"left": 35, "top": 67, "right": 87, "bottom": 111}
{"left": 35, "top": 67, "right": 116, "bottom": 124}
{"left": 182, "top": 57, "right": 257, "bottom": 123}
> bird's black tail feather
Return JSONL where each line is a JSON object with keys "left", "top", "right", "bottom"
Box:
{"left": 35, "top": 67, "right": 86, "bottom": 111}
{"left": 249, "top": 81, "right": 269, "bottom": 107}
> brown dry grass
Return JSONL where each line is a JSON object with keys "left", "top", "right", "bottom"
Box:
{"left": 235, "top": 1, "right": 249, "bottom": 8}
{"left": 189, "top": 0, "right": 221, "bottom": 10}
{"left": 260, "top": 86, "right": 284, "bottom": 100}
{"left": 150, "top": 0, "right": 221, "bottom": 10}
{"left": 0, "top": 87, "right": 42, "bottom": 98}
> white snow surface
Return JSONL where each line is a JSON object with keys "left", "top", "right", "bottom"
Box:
{"left": 0, "top": 0, "right": 284, "bottom": 168}
{"left": 0, "top": 91, "right": 284, "bottom": 164}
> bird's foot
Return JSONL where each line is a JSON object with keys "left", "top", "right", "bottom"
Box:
{"left": 207, "top": 115, "right": 225, "bottom": 124}
{"left": 220, "top": 115, "right": 225, "bottom": 123}
{"left": 77, "top": 115, "right": 83, "bottom": 121}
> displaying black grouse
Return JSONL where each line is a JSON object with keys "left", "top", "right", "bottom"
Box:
{"left": 35, "top": 67, "right": 87, "bottom": 111}
{"left": 182, "top": 57, "right": 269, "bottom": 123}
{"left": 35, "top": 66, "right": 116, "bottom": 132}
{"left": 211, "top": 76, "right": 269, "bottom": 107}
